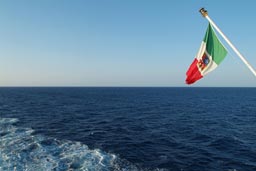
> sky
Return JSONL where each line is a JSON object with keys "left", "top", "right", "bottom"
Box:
{"left": 0, "top": 0, "right": 256, "bottom": 87}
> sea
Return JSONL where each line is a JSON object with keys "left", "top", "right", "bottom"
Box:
{"left": 0, "top": 87, "right": 256, "bottom": 171}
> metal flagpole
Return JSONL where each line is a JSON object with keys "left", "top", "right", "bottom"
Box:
{"left": 199, "top": 8, "right": 256, "bottom": 77}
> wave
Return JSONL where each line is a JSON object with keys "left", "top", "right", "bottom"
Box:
{"left": 0, "top": 117, "right": 163, "bottom": 171}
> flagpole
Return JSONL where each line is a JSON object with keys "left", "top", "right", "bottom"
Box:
{"left": 199, "top": 8, "right": 256, "bottom": 77}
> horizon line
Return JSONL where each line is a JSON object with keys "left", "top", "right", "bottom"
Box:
{"left": 0, "top": 86, "right": 255, "bottom": 88}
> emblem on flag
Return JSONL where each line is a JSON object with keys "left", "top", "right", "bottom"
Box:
{"left": 198, "top": 53, "right": 210, "bottom": 71}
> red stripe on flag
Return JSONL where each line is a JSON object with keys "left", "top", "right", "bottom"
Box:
{"left": 186, "top": 58, "right": 203, "bottom": 84}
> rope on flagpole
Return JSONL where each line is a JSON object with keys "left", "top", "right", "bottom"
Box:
{"left": 199, "top": 8, "right": 256, "bottom": 77}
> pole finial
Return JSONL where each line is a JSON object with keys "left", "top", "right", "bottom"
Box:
{"left": 199, "top": 8, "right": 208, "bottom": 17}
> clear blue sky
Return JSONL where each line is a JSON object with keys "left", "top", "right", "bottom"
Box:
{"left": 0, "top": 0, "right": 256, "bottom": 87}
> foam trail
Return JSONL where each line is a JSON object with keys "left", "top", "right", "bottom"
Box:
{"left": 0, "top": 118, "right": 164, "bottom": 171}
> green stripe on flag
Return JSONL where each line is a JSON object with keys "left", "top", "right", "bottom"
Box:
{"left": 203, "top": 24, "right": 227, "bottom": 65}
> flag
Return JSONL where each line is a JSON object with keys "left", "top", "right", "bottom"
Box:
{"left": 186, "top": 23, "right": 227, "bottom": 84}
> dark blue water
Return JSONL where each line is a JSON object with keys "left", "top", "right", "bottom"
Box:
{"left": 1, "top": 87, "right": 256, "bottom": 171}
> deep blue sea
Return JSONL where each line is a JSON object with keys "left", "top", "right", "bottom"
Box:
{"left": 1, "top": 87, "right": 256, "bottom": 171}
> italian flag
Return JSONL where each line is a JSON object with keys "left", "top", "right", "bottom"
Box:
{"left": 186, "top": 24, "right": 227, "bottom": 84}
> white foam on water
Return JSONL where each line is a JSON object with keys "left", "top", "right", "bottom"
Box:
{"left": 0, "top": 117, "right": 164, "bottom": 171}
